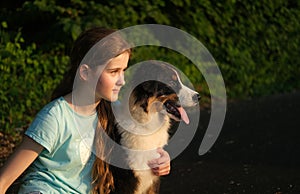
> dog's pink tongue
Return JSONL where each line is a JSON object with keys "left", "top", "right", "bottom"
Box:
{"left": 178, "top": 107, "right": 189, "bottom": 124}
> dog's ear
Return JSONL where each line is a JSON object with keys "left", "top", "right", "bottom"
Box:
{"left": 132, "top": 81, "right": 158, "bottom": 113}
{"left": 134, "top": 92, "right": 149, "bottom": 113}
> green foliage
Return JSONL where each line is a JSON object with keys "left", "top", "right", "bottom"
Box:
{"left": 161, "top": 0, "right": 300, "bottom": 98}
{"left": 0, "top": 0, "right": 300, "bottom": 132}
{"left": 0, "top": 23, "right": 69, "bottom": 133}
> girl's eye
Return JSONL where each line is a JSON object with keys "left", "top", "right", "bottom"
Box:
{"left": 110, "top": 70, "right": 118, "bottom": 75}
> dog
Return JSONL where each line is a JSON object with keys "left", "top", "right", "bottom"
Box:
{"left": 110, "top": 61, "right": 200, "bottom": 194}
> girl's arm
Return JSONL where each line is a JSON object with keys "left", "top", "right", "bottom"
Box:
{"left": 0, "top": 136, "right": 43, "bottom": 193}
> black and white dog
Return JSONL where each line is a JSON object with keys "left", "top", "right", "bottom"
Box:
{"left": 110, "top": 61, "right": 200, "bottom": 194}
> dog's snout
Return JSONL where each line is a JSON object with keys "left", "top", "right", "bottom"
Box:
{"left": 192, "top": 93, "right": 201, "bottom": 102}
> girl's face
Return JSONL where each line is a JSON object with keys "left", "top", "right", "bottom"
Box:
{"left": 92, "top": 52, "right": 130, "bottom": 102}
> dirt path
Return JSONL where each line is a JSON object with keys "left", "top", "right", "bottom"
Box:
{"left": 160, "top": 90, "right": 300, "bottom": 194}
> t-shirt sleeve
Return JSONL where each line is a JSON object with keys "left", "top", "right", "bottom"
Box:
{"left": 25, "top": 108, "right": 59, "bottom": 154}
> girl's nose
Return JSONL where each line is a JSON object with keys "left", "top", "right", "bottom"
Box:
{"left": 117, "top": 73, "right": 125, "bottom": 86}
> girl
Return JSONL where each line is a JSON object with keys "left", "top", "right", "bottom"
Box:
{"left": 0, "top": 27, "right": 170, "bottom": 194}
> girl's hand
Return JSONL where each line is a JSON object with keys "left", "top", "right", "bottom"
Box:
{"left": 148, "top": 147, "right": 171, "bottom": 176}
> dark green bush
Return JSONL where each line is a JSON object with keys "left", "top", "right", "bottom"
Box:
{"left": 0, "top": 0, "right": 299, "bottom": 132}
{"left": 0, "top": 22, "right": 69, "bottom": 133}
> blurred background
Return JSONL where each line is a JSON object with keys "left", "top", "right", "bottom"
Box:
{"left": 1, "top": 0, "right": 299, "bottom": 133}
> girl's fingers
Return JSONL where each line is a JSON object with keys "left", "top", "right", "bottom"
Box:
{"left": 151, "top": 163, "right": 171, "bottom": 176}
{"left": 148, "top": 147, "right": 171, "bottom": 176}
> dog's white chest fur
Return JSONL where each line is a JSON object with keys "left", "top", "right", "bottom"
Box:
{"left": 118, "top": 113, "right": 170, "bottom": 193}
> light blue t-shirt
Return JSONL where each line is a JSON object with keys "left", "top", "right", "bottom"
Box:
{"left": 19, "top": 97, "right": 97, "bottom": 194}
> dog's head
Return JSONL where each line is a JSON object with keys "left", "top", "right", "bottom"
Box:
{"left": 128, "top": 61, "right": 200, "bottom": 125}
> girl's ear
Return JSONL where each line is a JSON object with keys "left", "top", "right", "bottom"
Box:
{"left": 79, "top": 64, "right": 90, "bottom": 81}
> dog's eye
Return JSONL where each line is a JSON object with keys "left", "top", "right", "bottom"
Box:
{"left": 169, "top": 81, "right": 177, "bottom": 88}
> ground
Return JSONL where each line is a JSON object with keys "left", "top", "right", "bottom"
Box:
{"left": 1, "top": 90, "right": 300, "bottom": 194}
{"left": 160, "top": 90, "right": 300, "bottom": 194}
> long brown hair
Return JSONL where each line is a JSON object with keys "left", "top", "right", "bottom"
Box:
{"left": 51, "top": 27, "right": 131, "bottom": 194}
